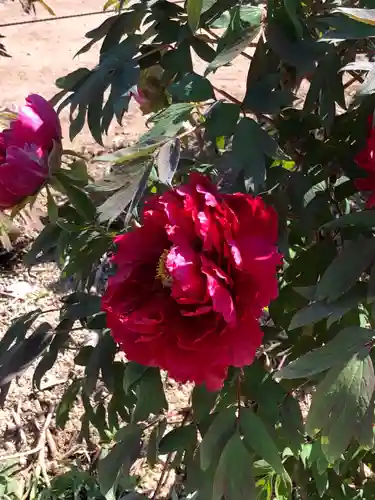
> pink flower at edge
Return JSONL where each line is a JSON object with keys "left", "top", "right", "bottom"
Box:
{"left": 0, "top": 94, "right": 61, "bottom": 209}
{"left": 102, "top": 174, "right": 282, "bottom": 391}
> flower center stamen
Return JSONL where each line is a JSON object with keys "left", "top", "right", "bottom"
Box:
{"left": 156, "top": 249, "right": 173, "bottom": 287}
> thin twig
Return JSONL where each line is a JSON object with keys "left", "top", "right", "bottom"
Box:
{"left": 151, "top": 452, "right": 174, "bottom": 500}
{"left": 211, "top": 84, "right": 242, "bottom": 106}
{"left": 59, "top": 444, "right": 86, "bottom": 461}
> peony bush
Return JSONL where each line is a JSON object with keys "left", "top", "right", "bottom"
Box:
{"left": 4, "top": 0, "right": 375, "bottom": 499}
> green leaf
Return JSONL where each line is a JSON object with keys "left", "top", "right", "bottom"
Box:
{"left": 147, "top": 420, "right": 167, "bottom": 466}
{"left": 205, "top": 5, "right": 262, "bottom": 75}
{"left": 159, "top": 424, "right": 197, "bottom": 454}
{"left": 140, "top": 103, "right": 195, "bottom": 143}
{"left": 157, "top": 138, "right": 181, "bottom": 185}
{"left": 243, "top": 73, "right": 294, "bottom": 115}
{"left": 0, "top": 309, "right": 41, "bottom": 358}
{"left": 191, "top": 37, "right": 216, "bottom": 62}
{"left": 322, "top": 210, "right": 375, "bottom": 230}
{"left": 289, "top": 285, "right": 367, "bottom": 330}
{"left": 240, "top": 408, "right": 286, "bottom": 477}
{"left": 98, "top": 165, "right": 147, "bottom": 223}
{"left": 0, "top": 323, "right": 53, "bottom": 387}
{"left": 316, "top": 238, "right": 375, "bottom": 302}
{"left": 276, "top": 326, "right": 375, "bottom": 380}
{"left": 98, "top": 423, "right": 141, "bottom": 498}
{"left": 284, "top": 0, "right": 303, "bottom": 38}
{"left": 212, "top": 432, "right": 256, "bottom": 500}
{"left": 192, "top": 384, "right": 218, "bottom": 421}
{"left": 96, "top": 139, "right": 164, "bottom": 164}
{"left": 55, "top": 67, "right": 90, "bottom": 90}
{"left": 232, "top": 118, "right": 286, "bottom": 192}
{"left": 306, "top": 351, "right": 375, "bottom": 462}
{"left": 200, "top": 407, "right": 236, "bottom": 470}
{"left": 132, "top": 368, "right": 168, "bottom": 422}
{"left": 123, "top": 362, "right": 148, "bottom": 394}
{"left": 56, "top": 172, "right": 96, "bottom": 221}
{"left": 205, "top": 102, "right": 240, "bottom": 139}
{"left": 88, "top": 91, "right": 105, "bottom": 146}
{"left": 187, "top": 0, "right": 203, "bottom": 32}
{"left": 83, "top": 333, "right": 116, "bottom": 395}
{"left": 46, "top": 187, "right": 58, "bottom": 223}
{"left": 55, "top": 379, "right": 82, "bottom": 428}
{"left": 61, "top": 293, "right": 101, "bottom": 321}
{"left": 168, "top": 73, "right": 214, "bottom": 102}
{"left": 33, "top": 319, "right": 73, "bottom": 390}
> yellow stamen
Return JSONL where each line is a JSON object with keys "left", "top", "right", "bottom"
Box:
{"left": 156, "top": 249, "right": 173, "bottom": 287}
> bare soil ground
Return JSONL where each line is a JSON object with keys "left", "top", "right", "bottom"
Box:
{"left": 0, "top": 0, "right": 252, "bottom": 493}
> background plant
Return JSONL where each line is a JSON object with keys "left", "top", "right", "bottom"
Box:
{"left": 4, "top": 0, "right": 375, "bottom": 498}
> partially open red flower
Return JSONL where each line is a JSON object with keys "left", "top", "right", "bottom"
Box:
{"left": 355, "top": 117, "right": 375, "bottom": 208}
{"left": 0, "top": 94, "right": 62, "bottom": 209}
{"left": 102, "top": 174, "right": 282, "bottom": 390}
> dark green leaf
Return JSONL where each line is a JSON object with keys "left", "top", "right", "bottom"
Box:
{"left": 205, "top": 102, "right": 240, "bottom": 139}
{"left": 163, "top": 40, "right": 194, "bottom": 73}
{"left": 55, "top": 379, "right": 82, "bottom": 428}
{"left": 132, "top": 368, "right": 168, "bottom": 422}
{"left": 232, "top": 118, "right": 286, "bottom": 192}
{"left": 289, "top": 285, "right": 367, "bottom": 330}
{"left": 61, "top": 293, "right": 101, "bottom": 321}
{"left": 83, "top": 334, "right": 115, "bottom": 395}
{"left": 200, "top": 407, "right": 236, "bottom": 470}
{"left": 157, "top": 138, "right": 181, "bottom": 185}
{"left": 212, "top": 432, "right": 256, "bottom": 500}
{"left": 46, "top": 188, "right": 58, "bottom": 223}
{"left": 306, "top": 351, "right": 375, "bottom": 462}
{"left": 69, "top": 104, "right": 87, "bottom": 141}
{"left": 123, "top": 362, "right": 148, "bottom": 394}
{"left": 168, "top": 73, "right": 214, "bottom": 102}
{"left": 56, "top": 172, "right": 96, "bottom": 221}
{"left": 147, "top": 419, "right": 167, "bottom": 467}
{"left": 55, "top": 68, "right": 90, "bottom": 90}
{"left": 243, "top": 73, "right": 294, "bottom": 114}
{"left": 284, "top": 0, "right": 303, "bottom": 38}
{"left": 191, "top": 37, "right": 216, "bottom": 62}
{"left": 276, "top": 326, "right": 375, "bottom": 379}
{"left": 0, "top": 323, "right": 53, "bottom": 387}
{"left": 98, "top": 423, "right": 141, "bottom": 497}
{"left": 192, "top": 384, "right": 218, "bottom": 421}
{"left": 316, "top": 238, "right": 375, "bottom": 302}
{"left": 24, "top": 224, "right": 61, "bottom": 267}
{"left": 159, "top": 424, "right": 197, "bottom": 454}
{"left": 33, "top": 320, "right": 73, "bottom": 390}
{"left": 322, "top": 210, "right": 375, "bottom": 230}
{"left": 0, "top": 309, "right": 41, "bottom": 358}
{"left": 240, "top": 408, "right": 286, "bottom": 477}
{"left": 88, "top": 91, "right": 105, "bottom": 146}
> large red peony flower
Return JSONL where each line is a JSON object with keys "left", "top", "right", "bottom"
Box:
{"left": 102, "top": 174, "right": 282, "bottom": 390}
{"left": 355, "top": 117, "right": 375, "bottom": 208}
{"left": 0, "top": 94, "right": 62, "bottom": 209}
